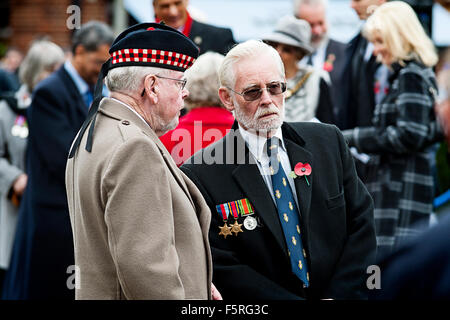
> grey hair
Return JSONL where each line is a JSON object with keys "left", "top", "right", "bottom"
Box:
{"left": 71, "top": 21, "right": 114, "bottom": 54}
{"left": 293, "top": 0, "right": 328, "bottom": 13}
{"left": 18, "top": 40, "right": 65, "bottom": 91}
{"left": 184, "top": 51, "right": 224, "bottom": 110}
{"left": 105, "top": 66, "right": 170, "bottom": 94}
{"left": 219, "top": 40, "right": 285, "bottom": 89}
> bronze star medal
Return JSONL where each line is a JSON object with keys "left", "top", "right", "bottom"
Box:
{"left": 219, "top": 223, "right": 232, "bottom": 239}
{"left": 230, "top": 220, "right": 243, "bottom": 236}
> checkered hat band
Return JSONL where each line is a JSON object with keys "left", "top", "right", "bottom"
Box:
{"left": 111, "top": 49, "right": 196, "bottom": 69}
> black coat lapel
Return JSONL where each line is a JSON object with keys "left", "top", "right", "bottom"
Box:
{"left": 227, "top": 127, "right": 288, "bottom": 255}
{"left": 58, "top": 67, "right": 89, "bottom": 117}
{"left": 232, "top": 164, "right": 287, "bottom": 254}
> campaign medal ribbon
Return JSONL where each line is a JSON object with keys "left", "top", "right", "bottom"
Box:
{"left": 216, "top": 198, "right": 257, "bottom": 238}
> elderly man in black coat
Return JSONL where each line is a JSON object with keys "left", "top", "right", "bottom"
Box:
{"left": 181, "top": 39, "right": 376, "bottom": 300}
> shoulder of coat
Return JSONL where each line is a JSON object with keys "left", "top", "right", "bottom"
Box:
{"left": 116, "top": 118, "right": 146, "bottom": 141}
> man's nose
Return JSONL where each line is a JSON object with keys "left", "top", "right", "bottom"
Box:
{"left": 182, "top": 87, "right": 189, "bottom": 100}
{"left": 168, "top": 4, "right": 178, "bottom": 16}
{"left": 259, "top": 88, "right": 272, "bottom": 105}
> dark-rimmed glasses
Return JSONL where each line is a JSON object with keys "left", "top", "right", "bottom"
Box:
{"left": 227, "top": 81, "right": 287, "bottom": 101}
{"left": 141, "top": 75, "right": 187, "bottom": 97}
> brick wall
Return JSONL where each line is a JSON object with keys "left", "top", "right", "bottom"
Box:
{"left": 9, "top": 0, "right": 110, "bottom": 54}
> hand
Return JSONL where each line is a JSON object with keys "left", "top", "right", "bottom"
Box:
{"left": 211, "top": 283, "right": 223, "bottom": 300}
{"left": 13, "top": 174, "right": 28, "bottom": 196}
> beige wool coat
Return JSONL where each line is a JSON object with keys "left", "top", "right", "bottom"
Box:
{"left": 65, "top": 98, "right": 212, "bottom": 300}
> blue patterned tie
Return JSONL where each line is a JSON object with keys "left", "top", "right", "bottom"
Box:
{"left": 84, "top": 86, "right": 94, "bottom": 108}
{"left": 266, "top": 137, "right": 309, "bottom": 287}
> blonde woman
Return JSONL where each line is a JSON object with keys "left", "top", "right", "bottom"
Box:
{"left": 342, "top": 1, "right": 440, "bottom": 258}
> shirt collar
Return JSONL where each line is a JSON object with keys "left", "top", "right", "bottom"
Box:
{"left": 238, "top": 123, "right": 285, "bottom": 163}
{"left": 64, "top": 60, "right": 89, "bottom": 96}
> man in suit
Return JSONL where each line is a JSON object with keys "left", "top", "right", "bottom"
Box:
{"left": 344, "top": 0, "right": 387, "bottom": 130}
{"left": 181, "top": 40, "right": 376, "bottom": 299}
{"left": 294, "top": 0, "right": 347, "bottom": 129}
{"left": 66, "top": 23, "right": 220, "bottom": 300}
{"left": 152, "top": 0, "right": 237, "bottom": 56}
{"left": 2, "top": 21, "right": 114, "bottom": 300}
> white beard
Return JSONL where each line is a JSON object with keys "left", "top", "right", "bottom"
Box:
{"left": 233, "top": 98, "right": 284, "bottom": 132}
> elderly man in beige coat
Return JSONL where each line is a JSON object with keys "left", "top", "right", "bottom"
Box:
{"left": 65, "top": 23, "right": 219, "bottom": 300}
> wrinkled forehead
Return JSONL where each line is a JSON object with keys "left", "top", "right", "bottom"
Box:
{"left": 233, "top": 55, "right": 284, "bottom": 88}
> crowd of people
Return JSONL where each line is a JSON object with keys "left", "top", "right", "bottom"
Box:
{"left": 0, "top": 0, "right": 449, "bottom": 300}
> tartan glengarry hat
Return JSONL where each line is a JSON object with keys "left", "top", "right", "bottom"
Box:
{"left": 109, "top": 22, "right": 199, "bottom": 72}
{"left": 69, "top": 22, "right": 200, "bottom": 158}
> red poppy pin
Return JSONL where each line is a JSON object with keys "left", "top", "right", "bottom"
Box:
{"left": 289, "top": 162, "right": 312, "bottom": 186}
{"left": 323, "top": 53, "right": 335, "bottom": 72}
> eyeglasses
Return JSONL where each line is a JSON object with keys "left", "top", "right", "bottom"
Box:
{"left": 141, "top": 74, "right": 187, "bottom": 97}
{"left": 227, "top": 81, "right": 287, "bottom": 101}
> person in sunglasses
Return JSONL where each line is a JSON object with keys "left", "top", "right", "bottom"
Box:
{"left": 181, "top": 40, "right": 376, "bottom": 299}
{"left": 262, "top": 16, "right": 335, "bottom": 125}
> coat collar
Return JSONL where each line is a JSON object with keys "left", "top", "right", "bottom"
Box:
{"left": 98, "top": 98, "right": 196, "bottom": 210}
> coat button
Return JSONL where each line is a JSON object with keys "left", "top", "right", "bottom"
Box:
{"left": 122, "top": 120, "right": 130, "bottom": 125}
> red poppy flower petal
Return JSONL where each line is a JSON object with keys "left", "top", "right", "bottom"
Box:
{"left": 294, "top": 162, "right": 305, "bottom": 176}
{"left": 304, "top": 164, "right": 312, "bottom": 176}
{"left": 294, "top": 162, "right": 312, "bottom": 176}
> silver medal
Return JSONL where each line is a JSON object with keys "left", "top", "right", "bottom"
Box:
{"left": 11, "top": 125, "right": 21, "bottom": 137}
{"left": 19, "top": 127, "right": 29, "bottom": 138}
{"left": 243, "top": 216, "right": 257, "bottom": 230}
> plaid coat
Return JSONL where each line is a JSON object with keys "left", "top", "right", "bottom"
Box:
{"left": 343, "top": 60, "right": 438, "bottom": 258}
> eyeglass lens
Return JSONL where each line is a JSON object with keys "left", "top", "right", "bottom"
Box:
{"left": 242, "top": 82, "right": 286, "bottom": 101}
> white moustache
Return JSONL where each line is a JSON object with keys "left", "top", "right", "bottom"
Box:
{"left": 256, "top": 106, "right": 280, "bottom": 119}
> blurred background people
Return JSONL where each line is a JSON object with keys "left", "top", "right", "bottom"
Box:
{"left": 371, "top": 212, "right": 450, "bottom": 299}
{"left": 262, "top": 16, "right": 335, "bottom": 124}
{"left": 293, "top": 0, "right": 347, "bottom": 128}
{"left": 160, "top": 51, "right": 234, "bottom": 166}
{"left": 344, "top": 0, "right": 387, "bottom": 131}
{"left": 342, "top": 1, "right": 441, "bottom": 259}
{"left": 0, "top": 40, "right": 64, "bottom": 296}
{"left": 2, "top": 21, "right": 114, "bottom": 300}
{"left": 152, "top": 0, "right": 237, "bottom": 55}
{"left": 0, "top": 48, "right": 23, "bottom": 94}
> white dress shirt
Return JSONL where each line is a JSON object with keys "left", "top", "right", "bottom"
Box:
{"left": 238, "top": 124, "right": 300, "bottom": 209}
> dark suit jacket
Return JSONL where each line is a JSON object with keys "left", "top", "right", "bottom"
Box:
{"left": 344, "top": 33, "right": 380, "bottom": 130}
{"left": 181, "top": 121, "right": 376, "bottom": 300}
{"left": 190, "top": 20, "right": 237, "bottom": 56}
{"left": 2, "top": 66, "right": 88, "bottom": 299}
{"left": 325, "top": 39, "right": 348, "bottom": 129}
{"left": 371, "top": 213, "right": 450, "bottom": 300}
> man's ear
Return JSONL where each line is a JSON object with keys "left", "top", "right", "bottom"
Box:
{"left": 74, "top": 45, "right": 86, "bottom": 57}
{"left": 218, "top": 87, "right": 235, "bottom": 112}
{"left": 143, "top": 74, "right": 157, "bottom": 103}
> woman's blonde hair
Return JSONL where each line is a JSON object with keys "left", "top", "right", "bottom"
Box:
{"left": 363, "top": 1, "right": 438, "bottom": 67}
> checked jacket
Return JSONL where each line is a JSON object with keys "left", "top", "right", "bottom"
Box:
{"left": 343, "top": 60, "right": 439, "bottom": 258}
